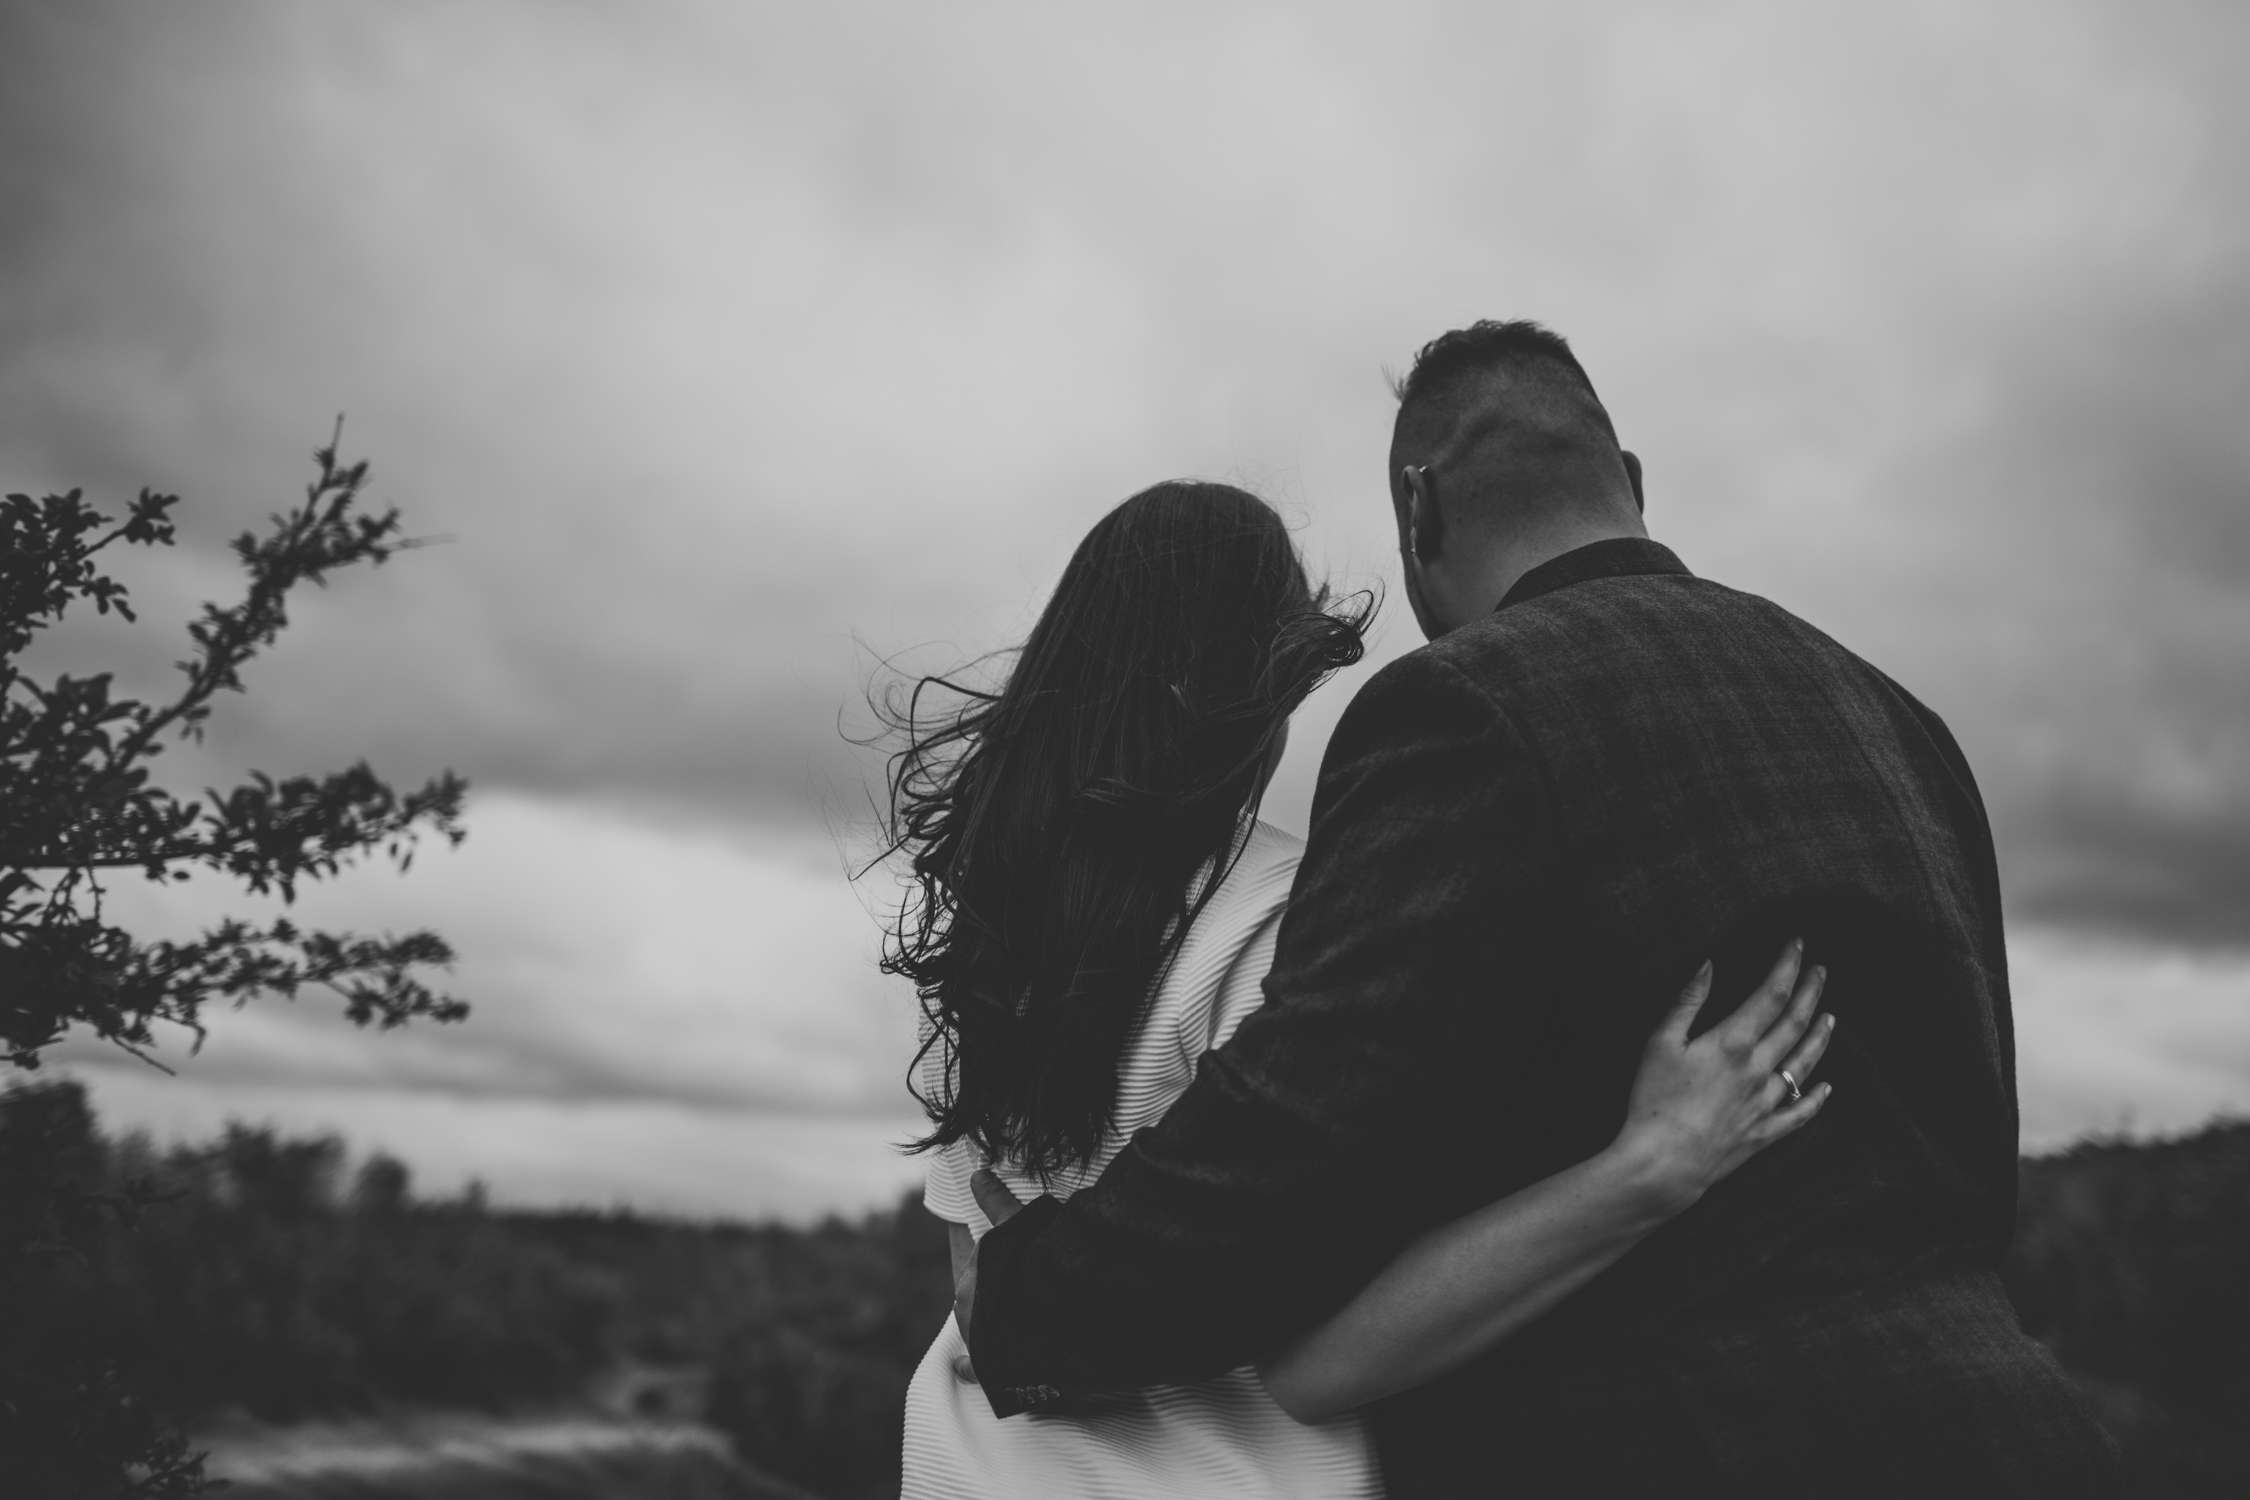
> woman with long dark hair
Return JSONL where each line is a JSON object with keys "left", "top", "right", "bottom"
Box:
{"left": 887, "top": 482, "right": 1831, "bottom": 1498}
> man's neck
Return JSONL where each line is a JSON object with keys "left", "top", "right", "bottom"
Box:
{"left": 1467, "top": 514, "right": 1648, "bottom": 623}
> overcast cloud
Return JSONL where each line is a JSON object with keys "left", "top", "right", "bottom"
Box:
{"left": 7, "top": 0, "right": 2246, "bottom": 1215}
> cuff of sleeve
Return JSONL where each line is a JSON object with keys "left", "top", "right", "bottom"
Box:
{"left": 967, "top": 1192, "right": 1070, "bottom": 1418}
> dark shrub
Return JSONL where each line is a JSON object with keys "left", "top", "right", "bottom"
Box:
{"left": 2003, "top": 1119, "right": 2250, "bottom": 1496}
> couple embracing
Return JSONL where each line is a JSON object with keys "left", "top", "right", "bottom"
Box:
{"left": 885, "top": 321, "right": 2119, "bottom": 1497}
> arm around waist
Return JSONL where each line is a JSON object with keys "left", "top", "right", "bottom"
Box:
{"left": 970, "top": 651, "right": 1564, "bottom": 1413}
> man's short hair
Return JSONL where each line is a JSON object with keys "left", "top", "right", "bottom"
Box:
{"left": 1389, "top": 319, "right": 1619, "bottom": 471}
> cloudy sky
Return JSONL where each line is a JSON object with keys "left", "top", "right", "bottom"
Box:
{"left": 7, "top": 0, "right": 2246, "bottom": 1220}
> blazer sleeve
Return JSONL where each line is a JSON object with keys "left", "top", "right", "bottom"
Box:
{"left": 1887, "top": 679, "right": 2021, "bottom": 1194}
{"left": 967, "top": 647, "right": 1566, "bottom": 1415}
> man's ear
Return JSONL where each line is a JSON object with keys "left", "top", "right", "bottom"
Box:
{"left": 1403, "top": 464, "right": 1444, "bottom": 561}
{"left": 1621, "top": 450, "right": 1645, "bottom": 514}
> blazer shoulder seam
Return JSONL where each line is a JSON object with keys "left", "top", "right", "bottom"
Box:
{"left": 1414, "top": 650, "right": 1572, "bottom": 880}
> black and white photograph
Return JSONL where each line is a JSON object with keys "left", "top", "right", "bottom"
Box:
{"left": 3, "top": 3, "right": 2245, "bottom": 1497}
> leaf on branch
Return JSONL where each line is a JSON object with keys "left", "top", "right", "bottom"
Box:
{"left": 0, "top": 914, "right": 468, "bottom": 1069}
{"left": 3, "top": 426, "right": 471, "bottom": 1074}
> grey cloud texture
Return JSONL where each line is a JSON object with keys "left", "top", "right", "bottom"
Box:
{"left": 53, "top": 794, "right": 916, "bottom": 1117}
{"left": 3, "top": 0, "right": 2246, "bottom": 958}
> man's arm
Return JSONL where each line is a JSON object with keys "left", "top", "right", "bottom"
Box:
{"left": 967, "top": 647, "right": 1566, "bottom": 1415}
{"left": 1891, "top": 682, "right": 2021, "bottom": 1222}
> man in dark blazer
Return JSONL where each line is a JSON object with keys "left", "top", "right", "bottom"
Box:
{"left": 963, "top": 321, "right": 2119, "bottom": 1496}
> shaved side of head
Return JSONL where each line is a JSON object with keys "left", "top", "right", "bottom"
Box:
{"left": 1389, "top": 320, "right": 1636, "bottom": 530}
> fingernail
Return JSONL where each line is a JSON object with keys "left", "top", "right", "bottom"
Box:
{"left": 1698, "top": 959, "right": 1713, "bottom": 978}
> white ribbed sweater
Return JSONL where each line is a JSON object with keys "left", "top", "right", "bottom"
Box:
{"left": 903, "top": 819, "right": 1381, "bottom": 1500}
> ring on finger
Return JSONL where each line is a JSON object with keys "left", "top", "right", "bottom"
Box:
{"left": 1777, "top": 1068, "right": 1803, "bottom": 1104}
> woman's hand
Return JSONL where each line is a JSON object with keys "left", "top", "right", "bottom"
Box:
{"left": 949, "top": 1169, "right": 1029, "bottom": 1384}
{"left": 1259, "top": 942, "right": 1834, "bottom": 1422}
{"left": 1610, "top": 940, "right": 1835, "bottom": 1214}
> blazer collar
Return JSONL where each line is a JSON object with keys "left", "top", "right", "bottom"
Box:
{"left": 1497, "top": 537, "right": 1692, "bottom": 612}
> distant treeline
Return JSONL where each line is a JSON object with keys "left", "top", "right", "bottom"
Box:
{"left": 2002, "top": 1121, "right": 2250, "bottom": 1497}
{"left": 3, "top": 1078, "right": 2244, "bottom": 1500}
{"left": 0, "top": 1079, "right": 948, "bottom": 1500}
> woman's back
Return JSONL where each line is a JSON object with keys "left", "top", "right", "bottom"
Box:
{"left": 881, "top": 481, "right": 1375, "bottom": 1496}
{"left": 904, "top": 820, "right": 1381, "bottom": 1500}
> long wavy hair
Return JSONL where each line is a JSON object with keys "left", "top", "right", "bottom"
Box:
{"left": 877, "top": 482, "right": 1371, "bottom": 1181}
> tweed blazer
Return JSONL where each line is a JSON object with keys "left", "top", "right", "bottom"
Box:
{"left": 970, "top": 539, "right": 2117, "bottom": 1497}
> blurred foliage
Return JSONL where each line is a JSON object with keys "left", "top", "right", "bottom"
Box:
{"left": 1, "top": 437, "right": 468, "bottom": 1496}
{"left": 2003, "top": 1119, "right": 2250, "bottom": 1498}
{"left": 0, "top": 1078, "right": 951, "bottom": 1500}
{"left": 17, "top": 1072, "right": 2250, "bottom": 1500}
{"left": 215, "top": 1438, "right": 813, "bottom": 1500}
{"left": 0, "top": 1080, "right": 206, "bottom": 1498}
{"left": 699, "top": 1208, "right": 952, "bottom": 1500}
